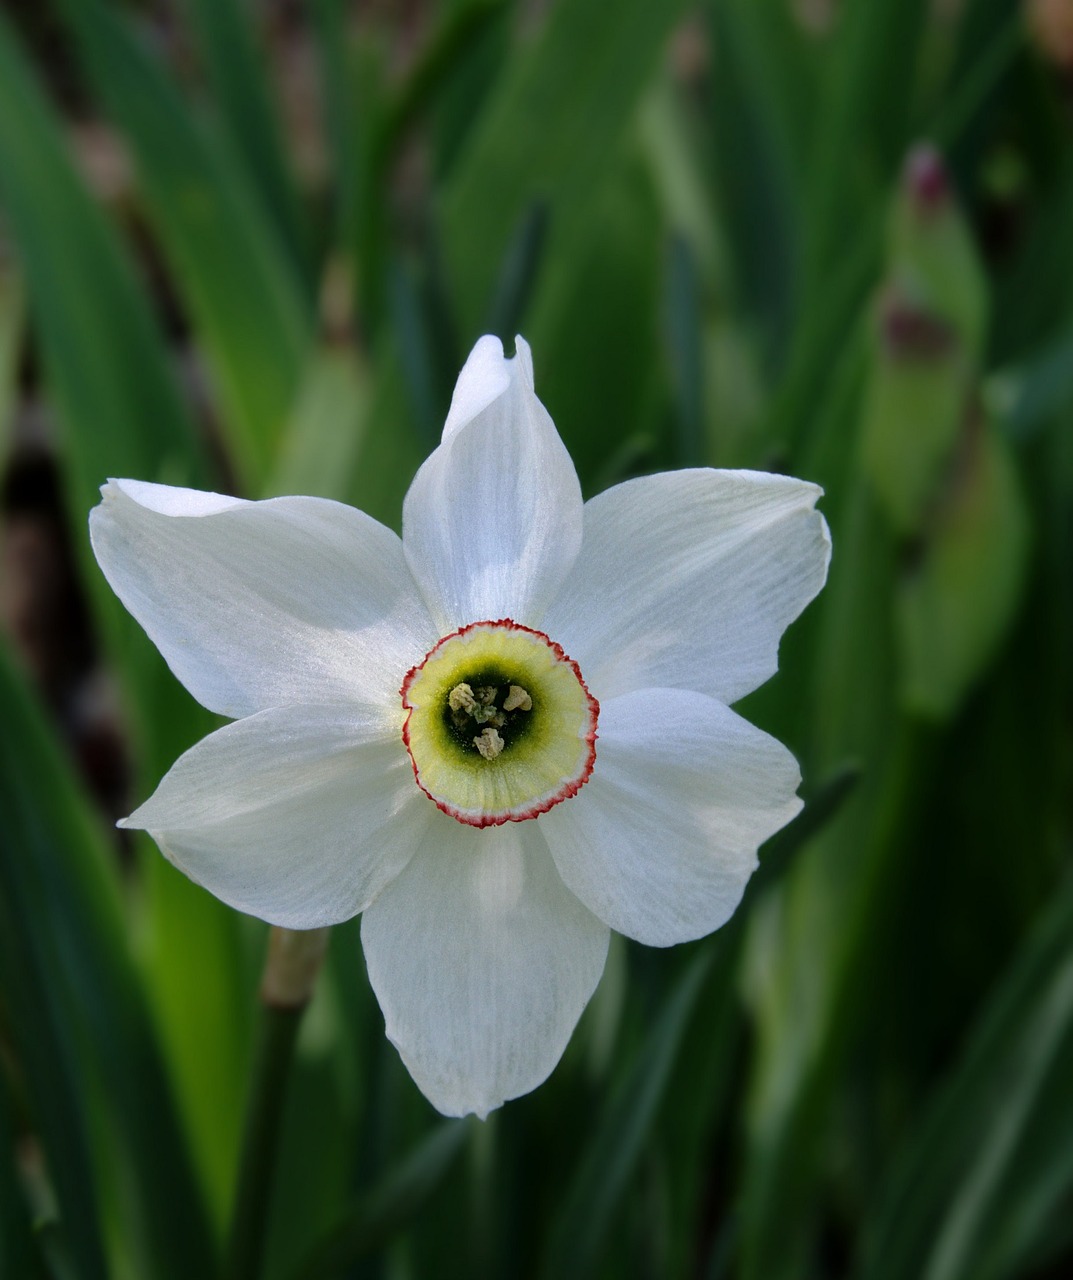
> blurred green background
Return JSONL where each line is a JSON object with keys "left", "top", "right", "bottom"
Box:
{"left": 1, "top": 1, "right": 1071, "bottom": 1277}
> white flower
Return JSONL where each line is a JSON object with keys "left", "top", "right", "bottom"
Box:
{"left": 89, "top": 336, "right": 831, "bottom": 1118}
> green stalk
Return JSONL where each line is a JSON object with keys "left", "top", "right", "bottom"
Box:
{"left": 225, "top": 928, "right": 329, "bottom": 1280}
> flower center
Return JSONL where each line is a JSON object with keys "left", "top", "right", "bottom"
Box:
{"left": 401, "top": 619, "right": 598, "bottom": 827}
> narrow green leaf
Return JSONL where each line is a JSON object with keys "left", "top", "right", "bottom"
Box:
{"left": 482, "top": 200, "right": 549, "bottom": 345}
{"left": 662, "top": 233, "right": 705, "bottom": 467}
{"left": 748, "top": 764, "right": 862, "bottom": 900}
{"left": 181, "top": 0, "right": 312, "bottom": 282}
{"left": 441, "top": 0, "right": 691, "bottom": 330}
{"left": 0, "top": 10, "right": 205, "bottom": 521}
{"left": 524, "top": 152, "right": 665, "bottom": 491}
{"left": 802, "top": 0, "right": 930, "bottom": 299}
{"left": 388, "top": 258, "right": 452, "bottom": 450}
{"left": 1, "top": 1028, "right": 52, "bottom": 1280}
{"left": 0, "top": 256, "right": 23, "bottom": 459}
{"left": 897, "top": 419, "right": 1030, "bottom": 721}
{"left": 540, "top": 950, "right": 713, "bottom": 1280}
{"left": 378, "top": 0, "right": 507, "bottom": 169}
{"left": 0, "top": 639, "right": 217, "bottom": 1280}
{"left": 56, "top": 0, "right": 311, "bottom": 491}
{"left": 288, "top": 1121, "right": 470, "bottom": 1280}
{"left": 267, "top": 345, "right": 372, "bottom": 502}
{"left": 0, "top": 7, "right": 214, "bottom": 775}
{"left": 990, "top": 326, "right": 1073, "bottom": 441}
{"left": 704, "top": 0, "right": 814, "bottom": 361}
{"left": 860, "top": 880, "right": 1073, "bottom": 1280}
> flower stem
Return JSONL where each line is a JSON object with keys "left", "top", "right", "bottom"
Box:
{"left": 225, "top": 927, "right": 329, "bottom": 1280}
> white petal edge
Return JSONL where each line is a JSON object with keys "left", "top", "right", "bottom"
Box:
{"left": 402, "top": 335, "right": 583, "bottom": 631}
{"left": 122, "top": 702, "right": 432, "bottom": 928}
{"left": 441, "top": 334, "right": 513, "bottom": 440}
{"left": 361, "top": 814, "right": 609, "bottom": 1118}
{"left": 90, "top": 480, "right": 439, "bottom": 719}
{"left": 542, "top": 469, "right": 832, "bottom": 705}
{"left": 540, "top": 687, "right": 802, "bottom": 947}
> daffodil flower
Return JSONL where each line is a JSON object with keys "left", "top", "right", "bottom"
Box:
{"left": 90, "top": 336, "right": 831, "bottom": 1117}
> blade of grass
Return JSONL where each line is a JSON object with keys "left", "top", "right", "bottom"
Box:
{"left": 0, "top": 7, "right": 218, "bottom": 773}
{"left": 288, "top": 1121, "right": 470, "bottom": 1280}
{"left": 801, "top": 0, "right": 930, "bottom": 300}
{"left": 0, "top": 919, "right": 106, "bottom": 1280}
{"left": 859, "top": 879, "right": 1073, "bottom": 1280}
{"left": 663, "top": 232, "right": 705, "bottom": 467}
{"left": 0, "top": 1073, "right": 42, "bottom": 1280}
{"left": 0, "top": 638, "right": 217, "bottom": 1280}
{"left": 56, "top": 0, "right": 312, "bottom": 492}
{"left": 0, "top": 11, "right": 206, "bottom": 519}
{"left": 539, "top": 949, "right": 713, "bottom": 1280}
{"left": 0, "top": 257, "right": 23, "bottom": 458}
{"left": 441, "top": 0, "right": 692, "bottom": 331}
{"left": 181, "top": 0, "right": 312, "bottom": 284}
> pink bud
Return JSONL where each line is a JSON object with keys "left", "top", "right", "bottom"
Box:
{"left": 903, "top": 145, "right": 949, "bottom": 216}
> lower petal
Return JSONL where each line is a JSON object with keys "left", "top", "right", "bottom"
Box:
{"left": 123, "top": 703, "right": 431, "bottom": 928}
{"left": 361, "top": 816, "right": 609, "bottom": 1117}
{"left": 540, "top": 688, "right": 802, "bottom": 947}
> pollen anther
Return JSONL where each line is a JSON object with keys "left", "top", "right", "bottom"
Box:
{"left": 503, "top": 685, "right": 533, "bottom": 712}
{"left": 473, "top": 727, "right": 505, "bottom": 759}
{"left": 448, "top": 683, "right": 477, "bottom": 714}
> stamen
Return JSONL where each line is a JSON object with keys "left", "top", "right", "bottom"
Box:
{"left": 503, "top": 685, "right": 532, "bottom": 712}
{"left": 471, "top": 693, "right": 497, "bottom": 724}
{"left": 473, "top": 727, "right": 505, "bottom": 760}
{"left": 448, "top": 683, "right": 477, "bottom": 714}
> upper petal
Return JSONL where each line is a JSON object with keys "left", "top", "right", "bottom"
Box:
{"left": 542, "top": 469, "right": 831, "bottom": 704}
{"left": 123, "top": 701, "right": 432, "bottom": 928}
{"left": 402, "top": 336, "right": 583, "bottom": 631}
{"left": 90, "top": 480, "right": 439, "bottom": 718}
{"left": 540, "top": 687, "right": 802, "bottom": 947}
{"left": 361, "top": 814, "right": 609, "bottom": 1117}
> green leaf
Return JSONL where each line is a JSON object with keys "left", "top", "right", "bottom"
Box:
{"left": 0, "top": 255, "right": 24, "bottom": 460}
{"left": 181, "top": 0, "right": 312, "bottom": 283}
{"left": 540, "top": 949, "right": 713, "bottom": 1280}
{"left": 55, "top": 0, "right": 312, "bottom": 492}
{"left": 288, "top": 1121, "right": 470, "bottom": 1280}
{"left": 860, "top": 880, "right": 1073, "bottom": 1280}
{"left": 1, "top": 1012, "right": 57, "bottom": 1280}
{"left": 0, "top": 11, "right": 205, "bottom": 521}
{"left": 481, "top": 200, "right": 549, "bottom": 346}
{"left": 662, "top": 232, "right": 706, "bottom": 467}
{"left": 267, "top": 345, "right": 373, "bottom": 502}
{"left": 749, "top": 765, "right": 863, "bottom": 900}
{"left": 704, "top": 0, "right": 814, "bottom": 361}
{"left": 0, "top": 638, "right": 217, "bottom": 1280}
{"left": 801, "top": 0, "right": 930, "bottom": 299}
{"left": 441, "top": 0, "right": 691, "bottom": 331}
{"left": 0, "top": 8, "right": 214, "bottom": 774}
{"left": 897, "top": 418, "right": 1030, "bottom": 721}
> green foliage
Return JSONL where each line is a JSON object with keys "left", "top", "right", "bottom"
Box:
{"left": 0, "top": 0, "right": 1070, "bottom": 1277}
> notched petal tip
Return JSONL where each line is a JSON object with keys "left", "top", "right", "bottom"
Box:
{"left": 99, "top": 478, "right": 246, "bottom": 518}
{"left": 442, "top": 334, "right": 541, "bottom": 442}
{"left": 512, "top": 335, "right": 535, "bottom": 388}
{"left": 442, "top": 335, "right": 512, "bottom": 441}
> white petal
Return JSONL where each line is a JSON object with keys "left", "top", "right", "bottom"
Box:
{"left": 122, "top": 702, "right": 431, "bottom": 928}
{"left": 361, "top": 815, "right": 609, "bottom": 1117}
{"left": 543, "top": 469, "right": 831, "bottom": 704}
{"left": 402, "top": 335, "right": 583, "bottom": 631}
{"left": 441, "top": 334, "right": 512, "bottom": 440}
{"left": 90, "top": 480, "right": 438, "bottom": 718}
{"left": 540, "top": 688, "right": 802, "bottom": 947}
